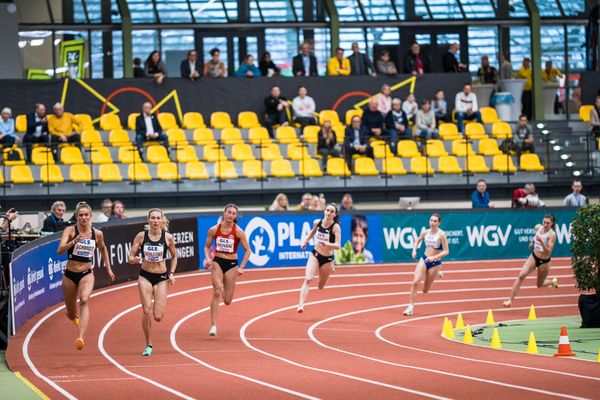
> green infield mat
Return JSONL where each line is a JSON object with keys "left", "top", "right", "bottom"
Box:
{"left": 0, "top": 350, "right": 45, "bottom": 399}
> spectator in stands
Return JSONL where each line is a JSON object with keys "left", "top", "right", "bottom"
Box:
{"left": 442, "top": 43, "right": 466, "bottom": 73}
{"left": 415, "top": 99, "right": 437, "bottom": 140}
{"left": 109, "top": 200, "right": 127, "bottom": 220}
{"left": 513, "top": 183, "right": 545, "bottom": 208}
{"left": 362, "top": 99, "right": 387, "bottom": 141}
{"left": 376, "top": 50, "right": 397, "bottom": 76}
{"left": 402, "top": 93, "right": 419, "bottom": 124}
{"left": 234, "top": 54, "right": 261, "bottom": 78}
{"left": 563, "top": 180, "right": 586, "bottom": 208}
{"left": 385, "top": 98, "right": 408, "bottom": 152}
{"left": 135, "top": 102, "right": 169, "bottom": 154}
{"left": 590, "top": 96, "right": 600, "bottom": 150}
{"left": 48, "top": 103, "right": 81, "bottom": 146}
{"left": 477, "top": 56, "right": 498, "bottom": 84}
{"left": 347, "top": 42, "right": 376, "bottom": 77}
{"left": 542, "top": 60, "right": 563, "bottom": 114}
{"left": 432, "top": 90, "right": 448, "bottom": 124}
{"left": 403, "top": 42, "right": 425, "bottom": 75}
{"left": 95, "top": 198, "right": 113, "bottom": 223}
{"left": 264, "top": 86, "right": 289, "bottom": 137}
{"left": 268, "top": 193, "right": 289, "bottom": 211}
{"left": 133, "top": 57, "right": 144, "bottom": 78}
{"left": 24, "top": 103, "right": 50, "bottom": 162}
{"left": 340, "top": 193, "right": 355, "bottom": 211}
{"left": 292, "top": 86, "right": 318, "bottom": 129}
{"left": 180, "top": 50, "right": 202, "bottom": 81}
{"left": 204, "top": 48, "right": 227, "bottom": 78}
{"left": 516, "top": 58, "right": 532, "bottom": 119}
{"left": 454, "top": 83, "right": 483, "bottom": 133}
{"left": 1, "top": 207, "right": 18, "bottom": 231}
{"left": 345, "top": 115, "right": 373, "bottom": 168}
{"left": 499, "top": 53, "right": 513, "bottom": 80}
{"left": 259, "top": 52, "right": 281, "bottom": 77}
{"left": 511, "top": 114, "right": 535, "bottom": 164}
{"left": 144, "top": 50, "right": 167, "bottom": 84}
{"left": 376, "top": 84, "right": 392, "bottom": 116}
{"left": 295, "top": 192, "right": 313, "bottom": 211}
{"left": 327, "top": 47, "right": 351, "bottom": 76}
{"left": 42, "top": 201, "right": 66, "bottom": 232}
{"left": 292, "top": 42, "right": 318, "bottom": 77}
{"left": 0, "top": 107, "right": 17, "bottom": 146}
{"left": 311, "top": 194, "right": 326, "bottom": 211}
{"left": 471, "top": 179, "right": 494, "bottom": 208}
{"left": 317, "top": 121, "right": 341, "bottom": 167}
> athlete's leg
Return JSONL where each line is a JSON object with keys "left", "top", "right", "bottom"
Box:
{"left": 536, "top": 262, "right": 555, "bottom": 287}
{"left": 299, "top": 255, "right": 319, "bottom": 311}
{"left": 504, "top": 255, "right": 536, "bottom": 307}
{"left": 209, "top": 263, "right": 224, "bottom": 327}
{"left": 409, "top": 261, "right": 427, "bottom": 305}
{"left": 138, "top": 276, "right": 155, "bottom": 346}
{"left": 317, "top": 262, "right": 334, "bottom": 290}
{"left": 423, "top": 266, "right": 439, "bottom": 293}
{"left": 75, "top": 273, "right": 95, "bottom": 348}
{"left": 62, "top": 275, "right": 79, "bottom": 322}
{"left": 221, "top": 267, "right": 239, "bottom": 305}
{"left": 152, "top": 280, "right": 169, "bottom": 322}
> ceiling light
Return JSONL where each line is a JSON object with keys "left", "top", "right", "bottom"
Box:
{"left": 560, "top": 154, "right": 570, "bottom": 160}
{"left": 541, "top": 129, "right": 549, "bottom": 135}
{"left": 536, "top": 123, "right": 545, "bottom": 129}
{"left": 573, "top": 170, "right": 581, "bottom": 176}
{"left": 553, "top": 145, "right": 561, "bottom": 151}
{"left": 30, "top": 39, "right": 44, "bottom": 47}
{"left": 565, "top": 161, "right": 574, "bottom": 167}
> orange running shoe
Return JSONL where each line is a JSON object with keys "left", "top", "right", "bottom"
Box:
{"left": 75, "top": 338, "right": 85, "bottom": 350}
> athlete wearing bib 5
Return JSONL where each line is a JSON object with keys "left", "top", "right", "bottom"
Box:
{"left": 503, "top": 214, "right": 558, "bottom": 308}
{"left": 297, "top": 203, "right": 341, "bottom": 313}
{"left": 404, "top": 213, "right": 449, "bottom": 316}
{"left": 57, "top": 202, "right": 115, "bottom": 350}
{"left": 204, "top": 204, "right": 250, "bottom": 337}
{"left": 128, "top": 209, "right": 177, "bottom": 356}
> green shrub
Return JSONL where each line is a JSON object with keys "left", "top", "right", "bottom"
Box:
{"left": 570, "top": 204, "right": 600, "bottom": 292}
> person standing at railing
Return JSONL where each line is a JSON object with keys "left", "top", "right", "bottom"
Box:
{"left": 471, "top": 179, "right": 494, "bottom": 208}
{"left": 327, "top": 48, "right": 351, "bottom": 76}
{"left": 563, "top": 180, "right": 587, "bottom": 208}
{"left": 292, "top": 42, "right": 318, "bottom": 77}
{"left": 541, "top": 60, "right": 563, "bottom": 114}
{"left": 516, "top": 58, "right": 533, "bottom": 119}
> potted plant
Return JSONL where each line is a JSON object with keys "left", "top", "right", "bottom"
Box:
{"left": 570, "top": 204, "right": 600, "bottom": 327}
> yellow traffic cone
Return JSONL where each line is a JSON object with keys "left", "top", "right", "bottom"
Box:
{"left": 443, "top": 317, "right": 455, "bottom": 339}
{"left": 527, "top": 331, "right": 539, "bottom": 354}
{"left": 486, "top": 309, "right": 495, "bottom": 325}
{"left": 441, "top": 317, "right": 449, "bottom": 336}
{"left": 528, "top": 305, "right": 537, "bottom": 321}
{"left": 455, "top": 313, "right": 464, "bottom": 330}
{"left": 490, "top": 327, "right": 502, "bottom": 349}
{"left": 463, "top": 324, "right": 474, "bottom": 344}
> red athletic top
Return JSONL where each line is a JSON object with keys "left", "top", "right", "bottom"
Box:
{"left": 214, "top": 223, "right": 239, "bottom": 254}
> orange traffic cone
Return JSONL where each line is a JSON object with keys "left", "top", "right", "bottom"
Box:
{"left": 553, "top": 326, "right": 576, "bottom": 357}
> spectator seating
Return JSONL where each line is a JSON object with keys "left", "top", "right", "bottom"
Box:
{"left": 579, "top": 105, "right": 593, "bottom": 122}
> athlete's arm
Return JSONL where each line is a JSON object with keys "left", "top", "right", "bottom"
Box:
{"left": 128, "top": 232, "right": 144, "bottom": 265}
{"left": 237, "top": 226, "right": 251, "bottom": 272}
{"left": 166, "top": 232, "right": 177, "bottom": 283}
{"left": 96, "top": 230, "right": 115, "bottom": 281}
{"left": 57, "top": 226, "right": 77, "bottom": 256}
{"left": 301, "top": 221, "right": 319, "bottom": 250}
{"left": 323, "top": 224, "right": 342, "bottom": 251}
{"left": 538, "top": 231, "right": 556, "bottom": 253}
{"left": 411, "top": 231, "right": 426, "bottom": 258}
{"left": 203, "top": 226, "right": 216, "bottom": 268}
{"left": 434, "top": 232, "right": 450, "bottom": 261}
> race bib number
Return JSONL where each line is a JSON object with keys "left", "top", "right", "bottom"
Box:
{"left": 144, "top": 244, "right": 164, "bottom": 263}
{"left": 215, "top": 237, "right": 234, "bottom": 253}
{"left": 315, "top": 231, "right": 330, "bottom": 244}
{"left": 72, "top": 239, "right": 96, "bottom": 258}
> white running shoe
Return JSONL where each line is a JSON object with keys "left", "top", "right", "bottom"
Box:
{"left": 209, "top": 325, "right": 217, "bottom": 336}
{"left": 297, "top": 306, "right": 304, "bottom": 313}
{"left": 436, "top": 270, "right": 444, "bottom": 278}
{"left": 403, "top": 305, "right": 414, "bottom": 316}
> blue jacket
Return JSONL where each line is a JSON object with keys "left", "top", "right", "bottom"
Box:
{"left": 234, "top": 64, "right": 262, "bottom": 77}
{"left": 471, "top": 190, "right": 490, "bottom": 208}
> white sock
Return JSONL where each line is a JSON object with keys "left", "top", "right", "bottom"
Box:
{"left": 299, "top": 281, "right": 310, "bottom": 308}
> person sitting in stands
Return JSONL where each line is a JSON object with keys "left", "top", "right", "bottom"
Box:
{"left": 292, "top": 86, "right": 318, "bottom": 129}
{"left": 415, "top": 99, "right": 437, "bottom": 140}
{"left": 340, "top": 193, "right": 355, "bottom": 211}
{"left": 317, "top": 121, "right": 341, "bottom": 167}
{"left": 259, "top": 52, "right": 281, "bottom": 77}
{"left": 376, "top": 84, "right": 392, "bottom": 116}
{"left": 327, "top": 47, "right": 351, "bottom": 76}
{"left": 454, "top": 83, "right": 483, "bottom": 133}
{"left": 344, "top": 115, "right": 373, "bottom": 168}
{"left": 42, "top": 201, "right": 67, "bottom": 232}
{"left": 180, "top": 49, "right": 202, "bottom": 81}
{"left": 48, "top": 103, "right": 81, "bottom": 146}
{"left": 95, "top": 198, "right": 113, "bottom": 223}
{"left": 402, "top": 93, "right": 419, "bottom": 124}
{"left": 295, "top": 192, "right": 313, "bottom": 211}
{"left": 135, "top": 102, "right": 169, "bottom": 154}
{"left": 0, "top": 107, "right": 17, "bottom": 146}
{"left": 502, "top": 115, "right": 535, "bottom": 165}
{"left": 385, "top": 98, "right": 408, "bottom": 152}
{"left": 432, "top": 90, "right": 448, "bottom": 124}
{"left": 144, "top": 50, "right": 167, "bottom": 84}
{"left": 376, "top": 50, "right": 397, "bottom": 76}
{"left": 264, "top": 85, "right": 289, "bottom": 137}
{"left": 23, "top": 103, "right": 50, "bottom": 162}
{"left": 204, "top": 48, "right": 227, "bottom": 78}
{"left": 269, "top": 193, "right": 289, "bottom": 211}
{"left": 234, "top": 54, "right": 261, "bottom": 78}
{"left": 362, "top": 99, "right": 386, "bottom": 141}
{"left": 109, "top": 200, "right": 127, "bottom": 220}
{"left": 477, "top": 56, "right": 498, "bottom": 84}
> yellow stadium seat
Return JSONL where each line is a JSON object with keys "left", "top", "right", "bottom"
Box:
{"left": 166, "top": 128, "right": 189, "bottom": 146}
{"left": 451, "top": 139, "right": 475, "bottom": 156}
{"left": 90, "top": 146, "right": 113, "bottom": 164}
{"left": 11, "top": 165, "right": 34, "bottom": 184}
{"left": 157, "top": 112, "right": 178, "bottom": 130}
{"left": 74, "top": 114, "right": 94, "bottom": 132}
{"left": 0, "top": 169, "right": 3, "bottom": 184}
{"left": 464, "top": 155, "right": 490, "bottom": 173}
{"left": 492, "top": 154, "right": 517, "bottom": 173}
{"left": 214, "top": 160, "right": 238, "bottom": 179}
{"left": 299, "top": 158, "right": 323, "bottom": 177}
{"left": 118, "top": 146, "right": 142, "bottom": 163}
{"left": 100, "top": 113, "right": 122, "bottom": 131}
{"left": 354, "top": 157, "right": 379, "bottom": 176}
{"left": 372, "top": 141, "right": 394, "bottom": 159}
{"left": 157, "top": 162, "right": 180, "bottom": 180}
{"left": 70, "top": 164, "right": 92, "bottom": 183}
{"left": 411, "top": 156, "right": 435, "bottom": 175}
{"left": 176, "top": 145, "right": 199, "bottom": 163}
{"left": 40, "top": 164, "right": 64, "bottom": 183}
{"left": 248, "top": 127, "right": 271, "bottom": 145}
{"left": 15, "top": 115, "right": 27, "bottom": 133}
{"left": 332, "top": 125, "right": 346, "bottom": 142}
{"left": 183, "top": 112, "right": 206, "bottom": 129}
{"left": 397, "top": 140, "right": 421, "bottom": 158}
{"left": 81, "top": 130, "right": 103, "bottom": 147}
{"left": 3, "top": 147, "right": 25, "bottom": 165}
{"left": 318, "top": 110, "right": 342, "bottom": 126}
{"left": 127, "top": 113, "right": 140, "bottom": 131}
{"left": 232, "top": 143, "right": 255, "bottom": 161}
{"left": 31, "top": 147, "right": 55, "bottom": 165}
{"left": 146, "top": 145, "right": 170, "bottom": 163}
{"left": 210, "top": 111, "right": 233, "bottom": 129}
{"left": 193, "top": 128, "right": 216, "bottom": 145}
{"left": 220, "top": 127, "right": 244, "bottom": 144}
{"left": 425, "top": 140, "right": 448, "bottom": 157}
{"left": 345, "top": 109, "right": 363, "bottom": 125}
{"left": 520, "top": 153, "right": 544, "bottom": 171}
{"left": 259, "top": 143, "right": 283, "bottom": 161}
{"left": 327, "top": 157, "right": 351, "bottom": 176}
{"left": 270, "top": 159, "right": 295, "bottom": 177}
{"left": 479, "top": 138, "right": 503, "bottom": 156}
{"left": 128, "top": 163, "right": 152, "bottom": 181}
{"left": 242, "top": 159, "right": 267, "bottom": 178}
{"left": 60, "top": 146, "right": 84, "bottom": 164}
{"left": 237, "top": 111, "right": 261, "bottom": 129}
{"left": 98, "top": 163, "right": 123, "bottom": 182}
{"left": 276, "top": 126, "right": 299, "bottom": 144}
{"left": 302, "top": 125, "right": 320, "bottom": 144}
{"left": 287, "top": 143, "right": 311, "bottom": 160}
{"left": 109, "top": 129, "right": 131, "bottom": 146}
{"left": 382, "top": 157, "right": 407, "bottom": 175}
{"left": 186, "top": 161, "right": 209, "bottom": 179}
{"left": 465, "top": 123, "right": 488, "bottom": 140}
{"left": 579, "top": 105, "right": 593, "bottom": 122}
{"left": 491, "top": 122, "right": 512, "bottom": 139}
{"left": 203, "top": 143, "right": 227, "bottom": 162}
{"left": 439, "top": 123, "right": 461, "bottom": 140}
{"left": 438, "top": 156, "right": 463, "bottom": 174}
{"left": 480, "top": 107, "right": 500, "bottom": 124}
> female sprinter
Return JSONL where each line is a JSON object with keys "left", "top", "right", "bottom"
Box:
{"left": 203, "top": 204, "right": 250, "bottom": 336}
{"left": 128, "top": 209, "right": 177, "bottom": 356}
{"left": 298, "top": 203, "right": 342, "bottom": 313}
{"left": 503, "top": 214, "right": 558, "bottom": 307}
{"left": 404, "top": 213, "right": 449, "bottom": 316}
{"left": 57, "top": 202, "right": 115, "bottom": 350}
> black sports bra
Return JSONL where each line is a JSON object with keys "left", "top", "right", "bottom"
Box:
{"left": 315, "top": 219, "right": 337, "bottom": 244}
{"left": 67, "top": 226, "right": 97, "bottom": 263}
{"left": 141, "top": 230, "right": 167, "bottom": 263}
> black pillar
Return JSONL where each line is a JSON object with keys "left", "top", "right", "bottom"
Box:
{"left": 101, "top": 0, "right": 113, "bottom": 78}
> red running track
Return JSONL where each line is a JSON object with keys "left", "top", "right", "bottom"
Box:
{"left": 7, "top": 259, "right": 600, "bottom": 400}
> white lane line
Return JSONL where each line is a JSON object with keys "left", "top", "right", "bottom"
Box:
{"left": 245, "top": 338, "right": 313, "bottom": 341}
{"left": 54, "top": 377, "right": 138, "bottom": 383}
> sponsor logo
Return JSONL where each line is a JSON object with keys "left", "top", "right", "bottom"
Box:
{"left": 244, "top": 217, "right": 276, "bottom": 267}
{"left": 27, "top": 267, "right": 44, "bottom": 291}
{"left": 47, "top": 257, "right": 64, "bottom": 281}
{"left": 466, "top": 225, "right": 512, "bottom": 247}
{"left": 383, "top": 227, "right": 421, "bottom": 250}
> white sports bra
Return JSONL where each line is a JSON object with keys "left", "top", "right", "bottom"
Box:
{"left": 424, "top": 229, "right": 443, "bottom": 250}
{"left": 534, "top": 229, "right": 550, "bottom": 252}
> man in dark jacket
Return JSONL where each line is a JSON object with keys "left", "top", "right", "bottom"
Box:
{"left": 344, "top": 115, "right": 373, "bottom": 169}
{"left": 180, "top": 50, "right": 202, "bottom": 81}
{"left": 403, "top": 42, "right": 428, "bottom": 75}
{"left": 361, "top": 99, "right": 387, "bottom": 140}
{"left": 264, "top": 86, "right": 289, "bottom": 137}
{"left": 23, "top": 103, "right": 50, "bottom": 162}
{"left": 347, "top": 42, "right": 376, "bottom": 76}
{"left": 292, "top": 42, "right": 318, "bottom": 77}
{"left": 42, "top": 201, "right": 67, "bottom": 232}
{"left": 442, "top": 43, "right": 467, "bottom": 72}
{"left": 135, "top": 102, "right": 168, "bottom": 154}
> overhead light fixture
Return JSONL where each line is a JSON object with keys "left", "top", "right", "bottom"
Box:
{"left": 553, "top": 145, "right": 561, "bottom": 151}
{"left": 573, "top": 170, "right": 581, "bottom": 176}
{"left": 565, "top": 161, "right": 574, "bottom": 167}
{"left": 549, "top": 139, "right": 557, "bottom": 144}
{"left": 560, "top": 154, "right": 570, "bottom": 160}
{"left": 18, "top": 41, "right": 27, "bottom": 48}
{"left": 541, "top": 129, "right": 549, "bottom": 135}
{"left": 54, "top": 39, "right": 61, "bottom": 46}
{"left": 536, "top": 123, "right": 545, "bottom": 129}
{"left": 30, "top": 39, "right": 44, "bottom": 47}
